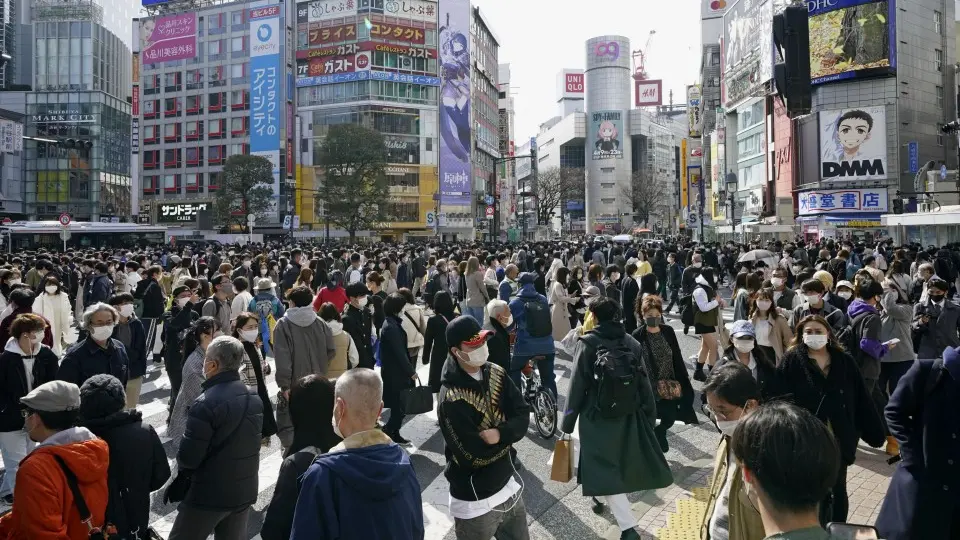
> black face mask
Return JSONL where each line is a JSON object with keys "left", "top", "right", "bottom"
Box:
{"left": 930, "top": 294, "right": 945, "bottom": 303}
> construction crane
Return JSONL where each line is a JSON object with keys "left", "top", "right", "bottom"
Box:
{"left": 632, "top": 30, "right": 656, "bottom": 81}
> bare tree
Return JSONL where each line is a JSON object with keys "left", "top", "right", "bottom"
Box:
{"left": 621, "top": 171, "right": 671, "bottom": 227}
{"left": 534, "top": 166, "right": 585, "bottom": 225}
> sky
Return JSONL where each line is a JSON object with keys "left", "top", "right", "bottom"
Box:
{"left": 471, "top": 0, "right": 704, "bottom": 143}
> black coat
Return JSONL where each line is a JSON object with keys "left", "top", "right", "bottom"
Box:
{"left": 342, "top": 304, "right": 374, "bottom": 369}
{"left": 58, "top": 338, "right": 130, "bottom": 387}
{"left": 261, "top": 449, "right": 321, "bottom": 540}
{"left": 632, "top": 325, "right": 698, "bottom": 424}
{"left": 0, "top": 345, "right": 59, "bottom": 432}
{"left": 161, "top": 303, "right": 199, "bottom": 373}
{"left": 380, "top": 315, "right": 415, "bottom": 409}
{"left": 242, "top": 341, "right": 278, "bottom": 439}
{"left": 82, "top": 410, "right": 170, "bottom": 538}
{"left": 777, "top": 346, "right": 885, "bottom": 465}
{"left": 422, "top": 313, "right": 451, "bottom": 393}
{"left": 133, "top": 278, "right": 165, "bottom": 319}
{"left": 483, "top": 317, "right": 512, "bottom": 373}
{"left": 876, "top": 359, "right": 960, "bottom": 540}
{"left": 621, "top": 276, "right": 641, "bottom": 334}
{"left": 177, "top": 370, "right": 264, "bottom": 511}
{"left": 717, "top": 346, "right": 782, "bottom": 403}
{"left": 113, "top": 318, "right": 147, "bottom": 379}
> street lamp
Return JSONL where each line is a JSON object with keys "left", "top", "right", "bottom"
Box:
{"left": 725, "top": 173, "right": 738, "bottom": 239}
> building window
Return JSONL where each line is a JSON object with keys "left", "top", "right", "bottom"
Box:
{"left": 163, "top": 123, "right": 181, "bottom": 142}
{"left": 230, "top": 62, "right": 247, "bottom": 79}
{"left": 231, "top": 10, "right": 245, "bottom": 26}
{"left": 938, "top": 124, "right": 944, "bottom": 146}
{"left": 164, "top": 71, "right": 181, "bottom": 91}
{"left": 143, "top": 74, "right": 159, "bottom": 95}
{"left": 186, "top": 173, "right": 202, "bottom": 191}
{"left": 935, "top": 10, "right": 943, "bottom": 34}
{"left": 208, "top": 39, "right": 223, "bottom": 57}
{"left": 231, "top": 36, "right": 246, "bottom": 53}
{"left": 208, "top": 92, "right": 225, "bottom": 112}
{"left": 186, "top": 94, "right": 202, "bottom": 115}
{"left": 186, "top": 147, "right": 203, "bottom": 166}
{"left": 230, "top": 116, "right": 247, "bottom": 136}
{"left": 142, "top": 175, "right": 159, "bottom": 193}
{"left": 937, "top": 85, "right": 944, "bottom": 109}
{"left": 143, "top": 125, "right": 159, "bottom": 144}
{"left": 936, "top": 49, "right": 943, "bottom": 72}
{"left": 164, "top": 148, "right": 181, "bottom": 168}
{"left": 208, "top": 171, "right": 222, "bottom": 192}
{"left": 186, "top": 121, "right": 203, "bottom": 140}
{"left": 208, "top": 145, "right": 225, "bottom": 164}
{"left": 230, "top": 89, "right": 249, "bottom": 110}
{"left": 144, "top": 150, "right": 160, "bottom": 170}
{"left": 164, "top": 98, "right": 181, "bottom": 117}
{"left": 186, "top": 69, "right": 203, "bottom": 90}
{"left": 209, "top": 66, "right": 225, "bottom": 88}
{"left": 208, "top": 118, "right": 225, "bottom": 139}
{"left": 163, "top": 174, "right": 180, "bottom": 193}
{"left": 208, "top": 13, "right": 225, "bottom": 31}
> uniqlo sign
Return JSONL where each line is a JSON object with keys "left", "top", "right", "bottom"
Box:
{"left": 565, "top": 73, "right": 584, "bottom": 94}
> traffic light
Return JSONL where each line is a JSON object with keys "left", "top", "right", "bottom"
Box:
{"left": 773, "top": 3, "right": 811, "bottom": 117}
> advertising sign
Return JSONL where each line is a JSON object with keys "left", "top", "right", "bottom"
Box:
{"left": 159, "top": 202, "right": 208, "bottom": 223}
{"left": 297, "top": 2, "right": 309, "bottom": 24}
{"left": 249, "top": 5, "right": 283, "bottom": 221}
{"left": 687, "top": 85, "right": 703, "bottom": 137}
{"left": 297, "top": 41, "right": 435, "bottom": 60}
{"left": 702, "top": 0, "right": 729, "bottom": 18}
{"left": 296, "top": 70, "right": 440, "bottom": 87}
{"left": 308, "top": 0, "right": 358, "bottom": 22}
{"left": 907, "top": 141, "right": 918, "bottom": 174}
{"left": 559, "top": 70, "right": 584, "bottom": 99}
{"left": 438, "top": 0, "right": 471, "bottom": 207}
{"left": 721, "top": 0, "right": 773, "bottom": 106}
{"left": 590, "top": 110, "right": 624, "bottom": 160}
{"left": 30, "top": 110, "right": 95, "bottom": 123}
{"left": 798, "top": 189, "right": 888, "bottom": 215}
{"left": 586, "top": 36, "right": 630, "bottom": 70}
{"left": 132, "top": 85, "right": 140, "bottom": 116}
{"left": 635, "top": 79, "right": 662, "bottom": 107}
{"left": 368, "top": 21, "right": 426, "bottom": 44}
{"left": 131, "top": 118, "right": 140, "bottom": 155}
{"left": 140, "top": 13, "right": 197, "bottom": 64}
{"left": 818, "top": 106, "right": 887, "bottom": 180}
{"left": 808, "top": 0, "right": 896, "bottom": 85}
{"left": 307, "top": 23, "right": 357, "bottom": 46}
{"left": 383, "top": 0, "right": 438, "bottom": 23}
{"left": 680, "top": 139, "right": 688, "bottom": 208}
{"left": 0, "top": 120, "right": 17, "bottom": 154}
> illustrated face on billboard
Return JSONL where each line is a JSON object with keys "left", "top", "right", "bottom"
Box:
{"left": 591, "top": 111, "right": 623, "bottom": 160}
{"left": 819, "top": 106, "right": 887, "bottom": 180}
{"left": 836, "top": 112, "right": 873, "bottom": 156}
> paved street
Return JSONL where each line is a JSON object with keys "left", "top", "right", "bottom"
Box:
{"left": 0, "top": 301, "right": 895, "bottom": 538}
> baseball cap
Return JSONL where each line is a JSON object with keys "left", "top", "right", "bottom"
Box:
{"left": 836, "top": 280, "right": 854, "bottom": 291}
{"left": 518, "top": 272, "right": 536, "bottom": 285}
{"left": 445, "top": 315, "right": 493, "bottom": 350}
{"left": 345, "top": 282, "right": 370, "bottom": 298}
{"left": 21, "top": 380, "right": 80, "bottom": 413}
{"left": 581, "top": 285, "right": 602, "bottom": 305}
{"left": 172, "top": 285, "right": 191, "bottom": 298}
{"left": 730, "top": 320, "right": 756, "bottom": 339}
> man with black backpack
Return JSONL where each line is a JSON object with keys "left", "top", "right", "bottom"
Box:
{"left": 507, "top": 272, "right": 556, "bottom": 396}
{"left": 201, "top": 274, "right": 233, "bottom": 333}
{"left": 560, "top": 296, "right": 672, "bottom": 540}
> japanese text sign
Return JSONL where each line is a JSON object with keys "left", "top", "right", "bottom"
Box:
{"left": 369, "top": 22, "right": 425, "bottom": 44}
{"left": 307, "top": 23, "right": 357, "bottom": 45}
{"left": 798, "top": 189, "right": 888, "bottom": 216}
{"left": 140, "top": 13, "right": 197, "bottom": 64}
{"left": 384, "top": 0, "right": 437, "bottom": 23}
{"left": 308, "top": 0, "right": 357, "bottom": 22}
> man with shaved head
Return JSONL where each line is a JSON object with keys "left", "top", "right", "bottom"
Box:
{"left": 290, "top": 368, "right": 424, "bottom": 540}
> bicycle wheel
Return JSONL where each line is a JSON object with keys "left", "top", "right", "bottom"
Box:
{"left": 533, "top": 388, "right": 557, "bottom": 439}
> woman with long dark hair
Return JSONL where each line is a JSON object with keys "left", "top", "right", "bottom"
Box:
{"left": 261, "top": 375, "right": 340, "bottom": 540}
{"left": 423, "top": 290, "right": 455, "bottom": 394}
{"left": 693, "top": 267, "right": 725, "bottom": 381}
{"left": 233, "top": 311, "right": 278, "bottom": 445}
{"left": 167, "top": 316, "right": 221, "bottom": 447}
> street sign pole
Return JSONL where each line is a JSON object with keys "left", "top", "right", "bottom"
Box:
{"left": 247, "top": 214, "right": 256, "bottom": 246}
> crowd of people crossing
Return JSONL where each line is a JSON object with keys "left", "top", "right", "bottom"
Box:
{"left": 0, "top": 236, "right": 950, "bottom": 539}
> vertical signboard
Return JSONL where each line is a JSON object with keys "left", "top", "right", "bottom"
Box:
{"left": 590, "top": 110, "right": 624, "bottom": 160}
{"left": 559, "top": 69, "right": 584, "bottom": 99}
{"left": 249, "top": 5, "right": 283, "bottom": 221}
{"left": 687, "top": 85, "right": 702, "bottom": 137}
{"left": 438, "top": 0, "right": 471, "bottom": 206}
{"left": 680, "top": 138, "right": 688, "bottom": 208}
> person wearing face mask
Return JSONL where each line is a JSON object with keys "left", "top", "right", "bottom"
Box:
{"left": 200, "top": 274, "right": 234, "bottom": 335}
{"left": 790, "top": 279, "right": 846, "bottom": 336}
{"left": 230, "top": 255, "right": 255, "bottom": 283}
{"left": 58, "top": 303, "right": 129, "bottom": 388}
{"left": 749, "top": 288, "right": 793, "bottom": 363}
{"left": 342, "top": 282, "right": 375, "bottom": 369}
{"left": 232, "top": 312, "right": 278, "bottom": 445}
{"left": 107, "top": 294, "right": 146, "bottom": 410}
{"left": 730, "top": 402, "right": 843, "bottom": 540}
{"left": 631, "top": 295, "right": 696, "bottom": 452}
{"left": 30, "top": 276, "right": 72, "bottom": 357}
{"left": 166, "top": 316, "right": 222, "bottom": 446}
{"left": 316, "top": 303, "right": 358, "bottom": 379}
{"left": 912, "top": 278, "right": 960, "bottom": 361}
{"left": 770, "top": 268, "right": 801, "bottom": 313}
{"left": 483, "top": 299, "right": 514, "bottom": 373}
{"left": 0, "top": 314, "right": 59, "bottom": 504}
{"left": 699, "top": 363, "right": 764, "bottom": 540}
{"left": 377, "top": 293, "right": 417, "bottom": 445}
{"left": 718, "top": 321, "right": 780, "bottom": 402}
{"left": 83, "top": 262, "right": 113, "bottom": 308}
{"left": 830, "top": 280, "right": 854, "bottom": 313}
{"left": 436, "top": 315, "right": 531, "bottom": 539}
{"left": 777, "top": 315, "right": 885, "bottom": 524}
{"left": 161, "top": 285, "right": 200, "bottom": 414}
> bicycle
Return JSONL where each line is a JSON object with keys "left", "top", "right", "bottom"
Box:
{"left": 520, "top": 355, "right": 557, "bottom": 439}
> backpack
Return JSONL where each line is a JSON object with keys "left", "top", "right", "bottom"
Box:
{"left": 583, "top": 335, "right": 643, "bottom": 419}
{"left": 522, "top": 299, "right": 552, "bottom": 338}
{"left": 197, "top": 296, "right": 222, "bottom": 318}
{"left": 837, "top": 311, "right": 871, "bottom": 366}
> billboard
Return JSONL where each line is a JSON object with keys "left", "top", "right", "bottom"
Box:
{"left": 798, "top": 188, "right": 888, "bottom": 215}
{"left": 687, "top": 85, "right": 702, "bottom": 137}
{"left": 307, "top": 23, "right": 357, "bottom": 46}
{"left": 808, "top": 0, "right": 896, "bottom": 85}
{"left": 249, "top": 5, "right": 283, "bottom": 221}
{"left": 559, "top": 69, "right": 584, "bottom": 99}
{"left": 438, "top": 0, "right": 471, "bottom": 207}
{"left": 159, "top": 202, "right": 209, "bottom": 223}
{"left": 818, "top": 106, "right": 887, "bottom": 180}
{"left": 680, "top": 139, "right": 688, "bottom": 208}
{"left": 721, "top": 0, "right": 773, "bottom": 106}
{"left": 635, "top": 79, "right": 662, "bottom": 107}
{"left": 308, "top": 0, "right": 358, "bottom": 22}
{"left": 140, "top": 13, "right": 198, "bottom": 64}
{"left": 383, "top": 0, "right": 438, "bottom": 22}
{"left": 368, "top": 21, "right": 427, "bottom": 44}
{"left": 297, "top": 41, "right": 435, "bottom": 60}
{"left": 590, "top": 110, "right": 624, "bottom": 160}
{"left": 702, "top": 0, "right": 729, "bottom": 18}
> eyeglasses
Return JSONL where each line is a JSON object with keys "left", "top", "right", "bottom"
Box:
{"left": 20, "top": 409, "right": 33, "bottom": 419}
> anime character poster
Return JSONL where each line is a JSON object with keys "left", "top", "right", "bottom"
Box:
{"left": 591, "top": 110, "right": 624, "bottom": 160}
{"left": 438, "top": 0, "right": 471, "bottom": 206}
{"left": 818, "top": 106, "right": 887, "bottom": 180}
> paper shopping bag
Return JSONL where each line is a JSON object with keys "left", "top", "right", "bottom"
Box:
{"left": 550, "top": 438, "right": 574, "bottom": 483}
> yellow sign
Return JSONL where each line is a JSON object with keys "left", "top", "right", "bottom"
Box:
{"left": 680, "top": 139, "right": 688, "bottom": 208}
{"left": 37, "top": 171, "right": 68, "bottom": 203}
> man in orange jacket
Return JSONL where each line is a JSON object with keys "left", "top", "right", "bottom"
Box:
{"left": 0, "top": 380, "right": 109, "bottom": 539}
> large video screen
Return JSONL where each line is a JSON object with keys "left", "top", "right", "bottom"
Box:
{"left": 809, "top": 0, "right": 896, "bottom": 85}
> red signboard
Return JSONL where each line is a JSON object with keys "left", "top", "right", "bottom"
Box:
{"left": 132, "top": 85, "right": 140, "bottom": 116}
{"left": 307, "top": 23, "right": 357, "bottom": 46}
{"left": 565, "top": 73, "right": 584, "bottom": 94}
{"left": 368, "top": 22, "right": 425, "bottom": 44}
{"left": 297, "top": 40, "right": 436, "bottom": 60}
{"left": 302, "top": 54, "right": 358, "bottom": 77}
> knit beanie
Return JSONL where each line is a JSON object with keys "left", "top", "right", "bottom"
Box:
{"left": 79, "top": 374, "right": 127, "bottom": 421}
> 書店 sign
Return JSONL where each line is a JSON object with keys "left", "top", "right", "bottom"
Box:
{"left": 159, "top": 202, "right": 208, "bottom": 222}
{"left": 798, "top": 189, "right": 888, "bottom": 216}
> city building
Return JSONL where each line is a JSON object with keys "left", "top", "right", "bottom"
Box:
{"left": 465, "top": 5, "right": 499, "bottom": 241}
{"left": 496, "top": 62, "right": 515, "bottom": 238}
{"left": 135, "top": 0, "right": 295, "bottom": 230}
{"left": 0, "top": 107, "right": 24, "bottom": 219}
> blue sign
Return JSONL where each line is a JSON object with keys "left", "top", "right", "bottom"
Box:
{"left": 296, "top": 70, "right": 441, "bottom": 88}
{"left": 798, "top": 189, "right": 888, "bottom": 215}
{"left": 248, "top": 5, "right": 283, "bottom": 221}
{"left": 566, "top": 200, "right": 585, "bottom": 211}
{"left": 908, "top": 141, "right": 918, "bottom": 174}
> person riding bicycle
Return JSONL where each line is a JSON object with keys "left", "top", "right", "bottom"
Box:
{"left": 508, "top": 272, "right": 556, "bottom": 396}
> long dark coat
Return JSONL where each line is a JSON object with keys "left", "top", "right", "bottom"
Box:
{"left": 380, "top": 315, "right": 415, "bottom": 408}
{"left": 632, "top": 324, "right": 698, "bottom": 424}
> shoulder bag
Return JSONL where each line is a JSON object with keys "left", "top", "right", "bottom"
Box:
{"left": 54, "top": 454, "right": 119, "bottom": 539}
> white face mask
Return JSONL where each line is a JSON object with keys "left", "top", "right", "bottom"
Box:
{"left": 504, "top": 315, "right": 514, "bottom": 327}
{"left": 240, "top": 329, "right": 259, "bottom": 343}
{"left": 243, "top": 261, "right": 252, "bottom": 268}
{"left": 177, "top": 297, "right": 191, "bottom": 308}
{"left": 357, "top": 296, "right": 369, "bottom": 308}
{"left": 45, "top": 285, "right": 57, "bottom": 295}
{"left": 837, "top": 291, "right": 852, "bottom": 300}
{"left": 29, "top": 331, "right": 44, "bottom": 345}
{"left": 91, "top": 324, "right": 115, "bottom": 342}
{"left": 8, "top": 279, "right": 20, "bottom": 286}
{"left": 805, "top": 294, "right": 820, "bottom": 304}
{"left": 803, "top": 334, "right": 829, "bottom": 350}
{"left": 331, "top": 404, "right": 344, "bottom": 439}
{"left": 770, "top": 278, "right": 784, "bottom": 288}
{"left": 118, "top": 305, "right": 135, "bottom": 318}
{"left": 459, "top": 343, "right": 489, "bottom": 367}
{"left": 733, "top": 340, "right": 755, "bottom": 353}
{"left": 716, "top": 418, "right": 740, "bottom": 438}
{"left": 755, "top": 300, "right": 772, "bottom": 311}
{"left": 692, "top": 262, "right": 702, "bottom": 268}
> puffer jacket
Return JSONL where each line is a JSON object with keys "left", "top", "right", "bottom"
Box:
{"left": 507, "top": 284, "right": 555, "bottom": 358}
{"left": 273, "top": 307, "right": 336, "bottom": 389}
{"left": 0, "top": 428, "right": 109, "bottom": 540}
{"left": 177, "top": 370, "right": 264, "bottom": 511}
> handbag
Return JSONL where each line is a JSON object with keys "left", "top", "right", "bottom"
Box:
{"left": 53, "top": 455, "right": 119, "bottom": 539}
{"left": 401, "top": 376, "right": 434, "bottom": 415}
{"left": 549, "top": 436, "right": 574, "bottom": 482}
{"left": 656, "top": 379, "right": 682, "bottom": 400}
{"left": 164, "top": 394, "right": 251, "bottom": 504}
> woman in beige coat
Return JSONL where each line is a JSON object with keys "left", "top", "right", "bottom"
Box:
{"left": 549, "top": 267, "right": 576, "bottom": 341}
{"left": 748, "top": 287, "right": 793, "bottom": 363}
